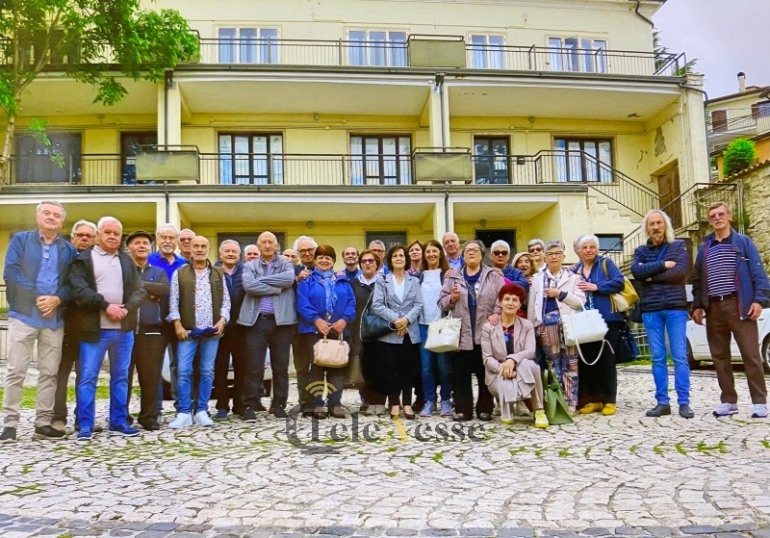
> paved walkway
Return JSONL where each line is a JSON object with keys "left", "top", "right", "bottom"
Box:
{"left": 1, "top": 367, "right": 770, "bottom": 538}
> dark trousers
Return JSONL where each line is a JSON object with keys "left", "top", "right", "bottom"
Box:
{"left": 127, "top": 332, "right": 165, "bottom": 425}
{"left": 160, "top": 322, "right": 179, "bottom": 409}
{"left": 297, "top": 332, "right": 346, "bottom": 408}
{"left": 578, "top": 321, "right": 623, "bottom": 407}
{"left": 213, "top": 326, "right": 247, "bottom": 414}
{"left": 382, "top": 338, "right": 420, "bottom": 407}
{"left": 293, "top": 331, "right": 314, "bottom": 410}
{"left": 707, "top": 297, "right": 767, "bottom": 404}
{"left": 53, "top": 339, "right": 80, "bottom": 424}
{"left": 245, "top": 316, "right": 295, "bottom": 409}
{"left": 452, "top": 345, "right": 493, "bottom": 418}
{"left": 361, "top": 341, "right": 387, "bottom": 405}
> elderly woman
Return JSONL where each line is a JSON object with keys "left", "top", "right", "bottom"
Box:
{"left": 296, "top": 245, "right": 356, "bottom": 420}
{"left": 489, "top": 240, "right": 529, "bottom": 292}
{"left": 527, "top": 240, "right": 585, "bottom": 410}
{"left": 512, "top": 252, "right": 536, "bottom": 282}
{"left": 439, "top": 240, "right": 505, "bottom": 421}
{"left": 351, "top": 250, "right": 387, "bottom": 416}
{"left": 481, "top": 283, "right": 548, "bottom": 428}
{"left": 417, "top": 239, "right": 453, "bottom": 417}
{"left": 572, "top": 234, "right": 626, "bottom": 416}
{"left": 371, "top": 245, "right": 423, "bottom": 419}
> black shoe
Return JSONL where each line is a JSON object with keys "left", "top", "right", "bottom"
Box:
{"left": 0, "top": 427, "right": 17, "bottom": 444}
{"left": 452, "top": 412, "right": 470, "bottom": 422}
{"left": 679, "top": 404, "right": 695, "bottom": 419}
{"left": 478, "top": 412, "right": 493, "bottom": 421}
{"left": 272, "top": 406, "right": 288, "bottom": 419}
{"left": 140, "top": 421, "right": 160, "bottom": 431}
{"left": 34, "top": 425, "right": 66, "bottom": 440}
{"left": 645, "top": 403, "right": 671, "bottom": 417}
{"left": 242, "top": 407, "right": 257, "bottom": 422}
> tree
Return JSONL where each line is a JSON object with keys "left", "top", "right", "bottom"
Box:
{"left": 722, "top": 138, "right": 757, "bottom": 177}
{"left": 0, "top": 0, "right": 199, "bottom": 182}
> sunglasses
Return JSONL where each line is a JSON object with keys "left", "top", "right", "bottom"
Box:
{"left": 492, "top": 251, "right": 509, "bottom": 256}
{"left": 528, "top": 247, "right": 543, "bottom": 253}
{"left": 361, "top": 259, "right": 377, "bottom": 264}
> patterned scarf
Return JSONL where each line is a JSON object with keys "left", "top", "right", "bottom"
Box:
{"left": 317, "top": 268, "right": 337, "bottom": 317}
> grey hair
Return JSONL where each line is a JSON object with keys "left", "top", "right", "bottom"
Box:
{"left": 545, "top": 240, "right": 565, "bottom": 252}
{"left": 573, "top": 234, "right": 600, "bottom": 254}
{"left": 368, "top": 239, "right": 386, "bottom": 250}
{"left": 155, "top": 223, "right": 179, "bottom": 237}
{"left": 294, "top": 235, "right": 318, "bottom": 250}
{"left": 36, "top": 200, "right": 66, "bottom": 219}
{"left": 71, "top": 219, "right": 97, "bottom": 237}
{"left": 490, "top": 239, "right": 510, "bottom": 253}
{"left": 463, "top": 239, "right": 486, "bottom": 257}
{"left": 179, "top": 228, "right": 195, "bottom": 236}
{"left": 219, "top": 239, "right": 241, "bottom": 253}
{"left": 97, "top": 216, "right": 122, "bottom": 231}
{"left": 527, "top": 238, "right": 545, "bottom": 249}
{"left": 641, "top": 209, "right": 675, "bottom": 244}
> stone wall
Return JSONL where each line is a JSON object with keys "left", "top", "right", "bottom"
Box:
{"left": 737, "top": 161, "right": 770, "bottom": 273}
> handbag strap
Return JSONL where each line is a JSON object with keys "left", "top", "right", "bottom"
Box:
{"left": 568, "top": 308, "right": 613, "bottom": 366}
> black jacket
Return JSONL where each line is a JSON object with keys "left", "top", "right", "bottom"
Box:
{"left": 67, "top": 248, "right": 147, "bottom": 342}
{"left": 630, "top": 239, "right": 689, "bottom": 313}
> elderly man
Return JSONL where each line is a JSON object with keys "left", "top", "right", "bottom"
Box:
{"left": 52, "top": 219, "right": 97, "bottom": 432}
{"left": 442, "top": 232, "right": 463, "bottom": 270}
{"left": 213, "top": 240, "right": 248, "bottom": 419}
{"left": 692, "top": 202, "right": 770, "bottom": 419}
{"left": 294, "top": 236, "right": 317, "bottom": 284}
{"left": 339, "top": 246, "right": 362, "bottom": 280}
{"left": 282, "top": 248, "right": 300, "bottom": 266}
{"left": 239, "top": 232, "right": 297, "bottom": 420}
{"left": 68, "top": 217, "right": 146, "bottom": 441}
{"left": 527, "top": 239, "right": 546, "bottom": 273}
{"left": 178, "top": 228, "right": 195, "bottom": 261}
{"left": 125, "top": 231, "right": 169, "bottom": 430}
{"left": 367, "top": 240, "right": 391, "bottom": 275}
{"left": 167, "top": 236, "right": 230, "bottom": 429}
{"left": 489, "top": 239, "right": 529, "bottom": 292}
{"left": 291, "top": 236, "right": 317, "bottom": 414}
{"left": 631, "top": 209, "right": 692, "bottom": 419}
{"left": 244, "top": 244, "right": 260, "bottom": 262}
{"left": 1, "top": 201, "right": 77, "bottom": 443}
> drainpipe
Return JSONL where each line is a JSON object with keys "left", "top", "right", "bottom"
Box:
{"left": 633, "top": 0, "right": 655, "bottom": 27}
{"left": 163, "top": 70, "right": 174, "bottom": 149}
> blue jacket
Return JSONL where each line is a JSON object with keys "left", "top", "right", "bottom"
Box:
{"left": 573, "top": 256, "right": 625, "bottom": 322}
{"left": 135, "top": 263, "right": 169, "bottom": 334}
{"left": 692, "top": 229, "right": 770, "bottom": 319}
{"left": 3, "top": 230, "right": 76, "bottom": 319}
{"left": 296, "top": 270, "right": 357, "bottom": 335}
{"left": 215, "top": 261, "right": 245, "bottom": 329}
{"left": 502, "top": 265, "right": 530, "bottom": 294}
{"left": 631, "top": 239, "right": 689, "bottom": 312}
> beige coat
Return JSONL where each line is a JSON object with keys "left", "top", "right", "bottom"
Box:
{"left": 527, "top": 268, "right": 585, "bottom": 326}
{"left": 439, "top": 265, "right": 504, "bottom": 350}
{"left": 480, "top": 317, "right": 543, "bottom": 408}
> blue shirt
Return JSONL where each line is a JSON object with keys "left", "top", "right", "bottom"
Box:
{"left": 148, "top": 252, "right": 187, "bottom": 282}
{"left": 10, "top": 234, "right": 62, "bottom": 329}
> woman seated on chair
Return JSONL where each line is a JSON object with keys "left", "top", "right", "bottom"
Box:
{"left": 480, "top": 283, "right": 548, "bottom": 429}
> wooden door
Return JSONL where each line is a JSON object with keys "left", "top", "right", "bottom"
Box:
{"left": 656, "top": 164, "right": 682, "bottom": 230}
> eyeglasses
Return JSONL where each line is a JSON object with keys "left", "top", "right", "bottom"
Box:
{"left": 545, "top": 251, "right": 564, "bottom": 257}
{"left": 492, "top": 251, "right": 509, "bottom": 256}
{"left": 465, "top": 248, "right": 481, "bottom": 254}
{"left": 179, "top": 237, "right": 193, "bottom": 242}
{"left": 74, "top": 233, "right": 94, "bottom": 239}
{"left": 528, "top": 247, "right": 543, "bottom": 253}
{"left": 361, "top": 259, "right": 377, "bottom": 264}
{"left": 709, "top": 211, "right": 728, "bottom": 221}
{"left": 298, "top": 248, "right": 315, "bottom": 254}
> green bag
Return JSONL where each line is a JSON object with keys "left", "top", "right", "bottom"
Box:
{"left": 542, "top": 368, "right": 574, "bottom": 425}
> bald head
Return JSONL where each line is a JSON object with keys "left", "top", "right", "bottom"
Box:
{"left": 191, "top": 236, "right": 210, "bottom": 266}
{"left": 257, "top": 231, "right": 279, "bottom": 261}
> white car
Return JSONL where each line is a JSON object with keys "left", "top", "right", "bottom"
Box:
{"left": 686, "top": 307, "right": 770, "bottom": 373}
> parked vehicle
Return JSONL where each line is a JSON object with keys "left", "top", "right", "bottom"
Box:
{"left": 686, "top": 308, "right": 770, "bottom": 373}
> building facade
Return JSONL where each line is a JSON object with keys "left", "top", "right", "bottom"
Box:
{"left": 0, "top": 0, "right": 709, "bottom": 272}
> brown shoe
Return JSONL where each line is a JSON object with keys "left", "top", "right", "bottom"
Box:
{"left": 51, "top": 420, "right": 66, "bottom": 432}
{"left": 313, "top": 406, "right": 328, "bottom": 420}
{"left": 330, "top": 406, "right": 346, "bottom": 419}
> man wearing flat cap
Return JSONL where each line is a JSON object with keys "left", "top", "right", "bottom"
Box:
{"left": 126, "top": 231, "right": 169, "bottom": 430}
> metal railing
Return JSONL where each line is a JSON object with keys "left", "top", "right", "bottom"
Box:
{"left": 6, "top": 154, "right": 122, "bottom": 186}
{"left": 708, "top": 114, "right": 770, "bottom": 152}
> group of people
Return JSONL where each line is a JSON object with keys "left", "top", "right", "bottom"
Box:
{"left": 2, "top": 199, "right": 769, "bottom": 444}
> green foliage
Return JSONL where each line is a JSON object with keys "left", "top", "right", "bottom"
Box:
{"left": 723, "top": 138, "right": 757, "bottom": 176}
{"left": 653, "top": 29, "right": 697, "bottom": 76}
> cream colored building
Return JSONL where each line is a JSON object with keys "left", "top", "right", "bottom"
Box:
{"left": 0, "top": 0, "right": 710, "bottom": 274}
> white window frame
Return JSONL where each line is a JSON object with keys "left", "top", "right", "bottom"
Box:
{"left": 218, "top": 27, "right": 280, "bottom": 64}
{"left": 548, "top": 36, "right": 607, "bottom": 73}
{"left": 468, "top": 34, "right": 505, "bottom": 69}
{"left": 347, "top": 30, "right": 408, "bottom": 67}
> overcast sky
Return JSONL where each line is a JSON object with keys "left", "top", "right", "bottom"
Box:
{"left": 654, "top": 0, "right": 770, "bottom": 98}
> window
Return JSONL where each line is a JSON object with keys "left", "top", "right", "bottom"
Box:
{"left": 469, "top": 35, "right": 504, "bottom": 69}
{"left": 711, "top": 110, "right": 728, "bottom": 132}
{"left": 365, "top": 232, "right": 407, "bottom": 253}
{"left": 15, "top": 132, "right": 81, "bottom": 183}
{"left": 121, "top": 132, "right": 157, "bottom": 185}
{"left": 554, "top": 138, "right": 613, "bottom": 183}
{"left": 348, "top": 31, "right": 407, "bottom": 67}
{"left": 473, "top": 137, "right": 510, "bottom": 184}
{"left": 350, "top": 135, "right": 412, "bottom": 185}
{"left": 219, "top": 134, "right": 283, "bottom": 185}
{"left": 548, "top": 37, "right": 607, "bottom": 73}
{"left": 218, "top": 27, "right": 279, "bottom": 64}
{"left": 597, "top": 234, "right": 623, "bottom": 252}
{"left": 752, "top": 101, "right": 770, "bottom": 120}
{"left": 18, "top": 29, "right": 80, "bottom": 65}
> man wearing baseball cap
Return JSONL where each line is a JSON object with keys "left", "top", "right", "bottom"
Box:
{"left": 125, "top": 231, "right": 169, "bottom": 430}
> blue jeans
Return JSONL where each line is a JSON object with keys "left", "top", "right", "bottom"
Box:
{"left": 177, "top": 335, "right": 220, "bottom": 414}
{"left": 642, "top": 309, "right": 690, "bottom": 405}
{"left": 77, "top": 329, "right": 134, "bottom": 429}
{"left": 418, "top": 324, "right": 452, "bottom": 403}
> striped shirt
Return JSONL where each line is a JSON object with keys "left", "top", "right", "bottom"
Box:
{"left": 706, "top": 240, "right": 737, "bottom": 297}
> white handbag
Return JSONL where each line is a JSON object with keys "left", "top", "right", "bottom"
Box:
{"left": 561, "top": 308, "right": 611, "bottom": 366}
{"left": 424, "top": 312, "right": 462, "bottom": 353}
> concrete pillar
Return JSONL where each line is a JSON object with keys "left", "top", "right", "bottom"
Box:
{"left": 428, "top": 78, "right": 451, "bottom": 148}
{"left": 157, "top": 80, "right": 182, "bottom": 147}
{"left": 681, "top": 75, "right": 710, "bottom": 185}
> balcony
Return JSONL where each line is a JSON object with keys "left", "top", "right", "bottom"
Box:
{"left": 708, "top": 114, "right": 770, "bottom": 153}
{"left": 192, "top": 37, "right": 684, "bottom": 78}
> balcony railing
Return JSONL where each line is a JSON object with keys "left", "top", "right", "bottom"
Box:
{"left": 708, "top": 114, "right": 770, "bottom": 152}
{"left": 192, "top": 37, "right": 683, "bottom": 77}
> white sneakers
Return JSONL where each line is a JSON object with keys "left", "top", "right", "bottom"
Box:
{"left": 194, "top": 410, "right": 214, "bottom": 427}
{"left": 169, "top": 411, "right": 214, "bottom": 428}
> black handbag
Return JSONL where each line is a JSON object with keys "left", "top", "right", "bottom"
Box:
{"left": 360, "top": 286, "right": 392, "bottom": 342}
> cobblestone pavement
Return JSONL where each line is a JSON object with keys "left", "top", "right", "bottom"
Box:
{"left": 2, "top": 367, "right": 770, "bottom": 538}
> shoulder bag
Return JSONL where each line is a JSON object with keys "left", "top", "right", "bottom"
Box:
{"left": 424, "top": 311, "right": 461, "bottom": 353}
{"left": 542, "top": 368, "right": 574, "bottom": 425}
{"left": 601, "top": 258, "right": 639, "bottom": 313}
{"left": 313, "top": 334, "right": 350, "bottom": 368}
{"left": 360, "top": 284, "right": 392, "bottom": 342}
{"left": 561, "top": 308, "right": 611, "bottom": 366}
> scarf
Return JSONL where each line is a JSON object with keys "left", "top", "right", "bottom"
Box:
{"left": 317, "top": 268, "right": 337, "bottom": 317}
